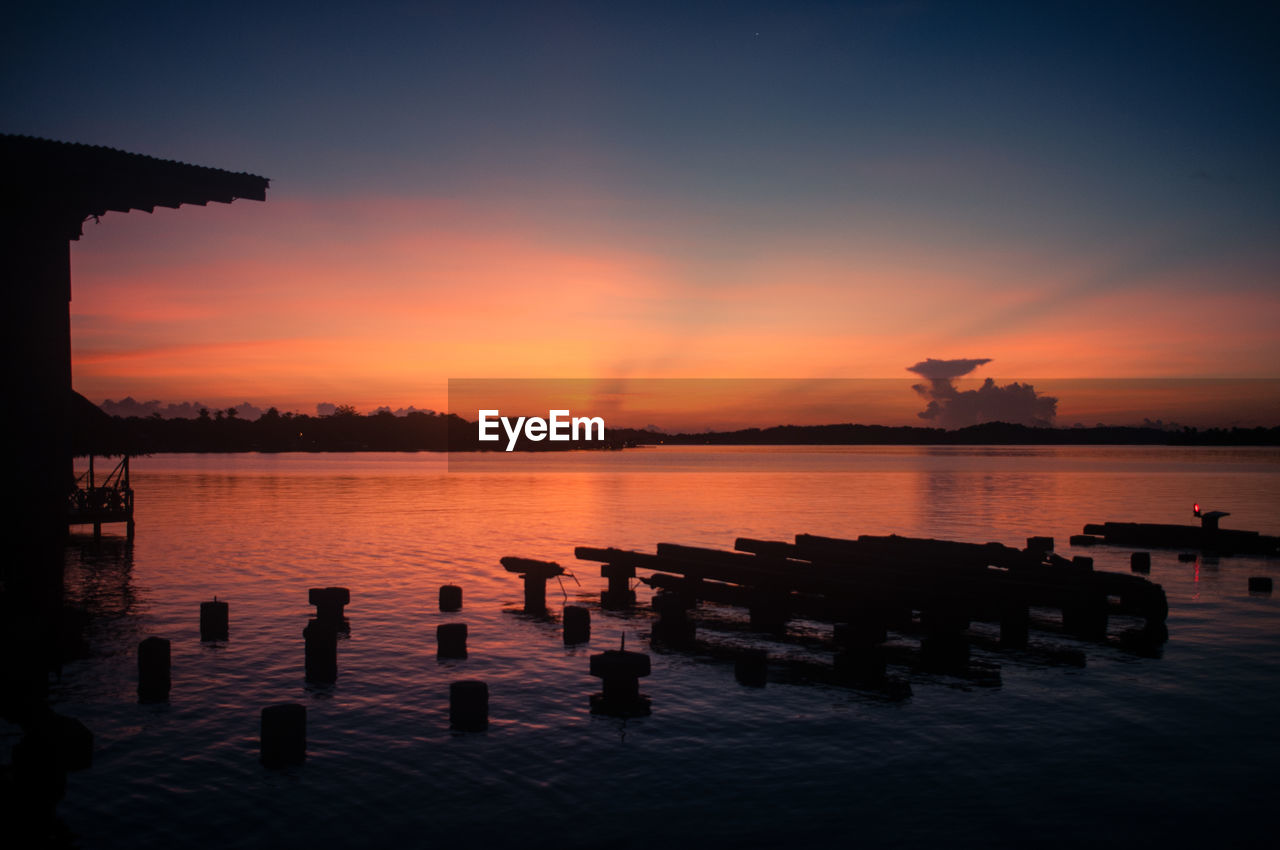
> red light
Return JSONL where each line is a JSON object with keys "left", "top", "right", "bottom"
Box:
{"left": 1194, "top": 503, "right": 1200, "bottom": 516}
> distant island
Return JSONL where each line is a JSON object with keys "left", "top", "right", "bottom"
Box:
{"left": 81, "top": 406, "right": 1280, "bottom": 454}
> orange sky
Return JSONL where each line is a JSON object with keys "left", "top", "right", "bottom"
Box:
{"left": 68, "top": 193, "right": 1280, "bottom": 427}
{"left": 9, "top": 1, "right": 1276, "bottom": 429}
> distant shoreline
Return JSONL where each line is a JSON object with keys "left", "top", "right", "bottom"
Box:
{"left": 79, "top": 411, "right": 1280, "bottom": 454}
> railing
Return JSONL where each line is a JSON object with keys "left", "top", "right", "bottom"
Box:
{"left": 69, "top": 455, "right": 133, "bottom": 524}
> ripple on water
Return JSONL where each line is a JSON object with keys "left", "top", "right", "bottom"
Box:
{"left": 52, "top": 449, "right": 1280, "bottom": 848}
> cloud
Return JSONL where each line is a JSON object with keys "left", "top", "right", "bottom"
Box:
{"left": 372, "top": 405, "right": 436, "bottom": 417}
{"left": 906, "top": 358, "right": 992, "bottom": 381}
{"left": 907, "top": 358, "right": 1057, "bottom": 428}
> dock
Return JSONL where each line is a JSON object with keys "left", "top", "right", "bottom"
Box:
{"left": 574, "top": 532, "right": 1168, "bottom": 648}
{"left": 1073, "top": 506, "right": 1278, "bottom": 556}
{"left": 69, "top": 455, "right": 134, "bottom": 541}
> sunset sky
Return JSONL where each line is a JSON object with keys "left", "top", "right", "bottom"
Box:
{"left": 6, "top": 1, "right": 1279, "bottom": 426}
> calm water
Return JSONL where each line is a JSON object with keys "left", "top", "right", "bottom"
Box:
{"left": 40, "top": 447, "right": 1280, "bottom": 848}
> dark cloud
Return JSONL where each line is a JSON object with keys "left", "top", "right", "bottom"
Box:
{"left": 372, "top": 405, "right": 436, "bottom": 417}
{"left": 906, "top": 358, "right": 992, "bottom": 381}
{"left": 907, "top": 358, "right": 1057, "bottom": 429}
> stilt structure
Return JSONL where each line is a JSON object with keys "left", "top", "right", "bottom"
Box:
{"left": 0, "top": 135, "right": 267, "bottom": 778}
{"left": 69, "top": 454, "right": 134, "bottom": 541}
{"left": 3, "top": 134, "right": 268, "bottom": 619}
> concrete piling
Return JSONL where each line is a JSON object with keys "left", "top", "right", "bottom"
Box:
{"left": 437, "top": 623, "right": 468, "bottom": 658}
{"left": 563, "top": 605, "right": 590, "bottom": 644}
{"left": 523, "top": 574, "right": 547, "bottom": 612}
{"left": 200, "top": 597, "right": 229, "bottom": 641}
{"left": 449, "top": 680, "right": 488, "bottom": 731}
{"left": 600, "top": 562, "right": 636, "bottom": 608}
{"left": 260, "top": 703, "right": 306, "bottom": 767}
{"left": 500, "top": 557, "right": 566, "bottom": 614}
{"left": 1248, "top": 576, "right": 1273, "bottom": 593}
{"left": 137, "top": 636, "right": 171, "bottom": 702}
{"left": 303, "top": 619, "right": 338, "bottom": 683}
{"left": 1026, "top": 536, "right": 1055, "bottom": 557}
{"left": 589, "top": 640, "right": 651, "bottom": 716}
{"left": 308, "top": 587, "right": 350, "bottom": 624}
{"left": 439, "top": 584, "right": 463, "bottom": 612}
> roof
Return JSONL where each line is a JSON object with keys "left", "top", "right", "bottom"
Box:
{"left": 70, "top": 390, "right": 144, "bottom": 457}
{"left": 1, "top": 134, "right": 269, "bottom": 240}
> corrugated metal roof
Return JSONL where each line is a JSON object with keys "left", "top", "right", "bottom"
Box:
{"left": 1, "top": 134, "right": 269, "bottom": 239}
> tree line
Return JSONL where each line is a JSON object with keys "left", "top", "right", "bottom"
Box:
{"left": 90, "top": 407, "right": 1280, "bottom": 454}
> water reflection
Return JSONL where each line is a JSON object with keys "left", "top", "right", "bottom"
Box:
{"left": 62, "top": 532, "right": 141, "bottom": 664}
{"left": 42, "top": 449, "right": 1280, "bottom": 850}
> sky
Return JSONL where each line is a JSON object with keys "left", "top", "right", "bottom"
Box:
{"left": 6, "top": 0, "right": 1279, "bottom": 426}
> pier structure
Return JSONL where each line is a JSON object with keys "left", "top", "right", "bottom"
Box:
{"left": 500, "top": 556, "right": 565, "bottom": 612}
{"left": 69, "top": 454, "right": 134, "bottom": 541}
{"left": 574, "top": 532, "right": 1169, "bottom": 655}
{"left": 1, "top": 134, "right": 268, "bottom": 797}
{"left": 3, "top": 134, "right": 267, "bottom": 612}
{"left": 1075, "top": 509, "right": 1278, "bottom": 556}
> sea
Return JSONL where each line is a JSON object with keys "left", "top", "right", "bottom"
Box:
{"left": 35, "top": 446, "right": 1280, "bottom": 848}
